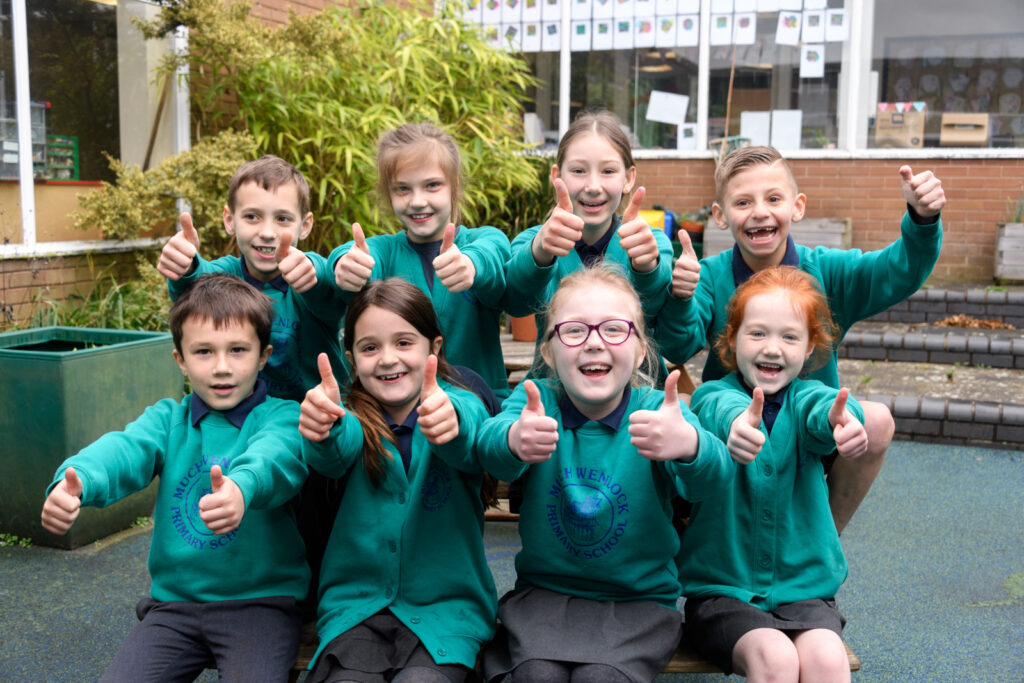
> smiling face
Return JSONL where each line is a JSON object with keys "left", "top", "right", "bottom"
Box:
{"left": 541, "top": 282, "right": 645, "bottom": 421}
{"left": 224, "top": 180, "right": 313, "bottom": 282}
{"left": 389, "top": 151, "right": 454, "bottom": 244}
{"left": 552, "top": 131, "right": 637, "bottom": 237}
{"left": 733, "top": 289, "right": 813, "bottom": 396}
{"left": 173, "top": 316, "right": 271, "bottom": 412}
{"left": 348, "top": 304, "right": 443, "bottom": 423}
{"left": 712, "top": 161, "right": 806, "bottom": 270}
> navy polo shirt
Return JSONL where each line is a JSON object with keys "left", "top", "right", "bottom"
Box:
{"left": 190, "top": 377, "right": 269, "bottom": 428}
{"left": 558, "top": 384, "right": 632, "bottom": 431}
{"left": 240, "top": 258, "right": 289, "bottom": 293}
{"left": 383, "top": 405, "right": 419, "bottom": 474}
{"left": 575, "top": 215, "right": 620, "bottom": 267}
{"left": 737, "top": 374, "right": 789, "bottom": 435}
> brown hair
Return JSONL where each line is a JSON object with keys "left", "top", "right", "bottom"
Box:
{"left": 227, "top": 155, "right": 311, "bottom": 217}
{"left": 377, "top": 123, "right": 463, "bottom": 227}
{"left": 555, "top": 108, "right": 635, "bottom": 171}
{"left": 713, "top": 145, "right": 797, "bottom": 203}
{"left": 714, "top": 266, "right": 836, "bottom": 373}
{"left": 169, "top": 274, "right": 274, "bottom": 354}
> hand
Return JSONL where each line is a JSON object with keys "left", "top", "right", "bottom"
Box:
{"left": 829, "top": 388, "right": 869, "bottom": 459}
{"left": 41, "top": 467, "right": 83, "bottom": 535}
{"left": 532, "top": 179, "right": 584, "bottom": 266}
{"left": 157, "top": 213, "right": 200, "bottom": 280}
{"left": 508, "top": 380, "right": 559, "bottom": 463}
{"left": 670, "top": 230, "right": 701, "bottom": 299}
{"left": 416, "top": 355, "right": 460, "bottom": 445}
{"left": 334, "top": 223, "right": 375, "bottom": 292}
{"left": 899, "top": 165, "right": 945, "bottom": 218}
{"left": 299, "top": 353, "right": 347, "bottom": 441}
{"left": 628, "top": 370, "right": 700, "bottom": 462}
{"left": 198, "top": 465, "right": 245, "bottom": 535}
{"left": 617, "top": 187, "right": 659, "bottom": 273}
{"left": 432, "top": 224, "right": 476, "bottom": 293}
{"left": 276, "top": 232, "right": 317, "bottom": 292}
{"left": 727, "top": 388, "right": 766, "bottom": 464}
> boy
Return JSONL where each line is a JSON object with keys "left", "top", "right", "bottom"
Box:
{"left": 41, "top": 274, "right": 309, "bottom": 681}
{"left": 657, "top": 146, "right": 944, "bottom": 532}
{"left": 157, "top": 154, "right": 348, "bottom": 401}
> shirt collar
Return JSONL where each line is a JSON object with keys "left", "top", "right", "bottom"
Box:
{"left": 736, "top": 372, "right": 790, "bottom": 405}
{"left": 382, "top": 403, "right": 420, "bottom": 432}
{"left": 575, "top": 214, "right": 620, "bottom": 266}
{"left": 241, "top": 257, "right": 288, "bottom": 293}
{"left": 559, "top": 384, "right": 631, "bottom": 431}
{"left": 731, "top": 234, "right": 799, "bottom": 287}
{"left": 190, "top": 377, "right": 269, "bottom": 428}
{"left": 404, "top": 228, "right": 452, "bottom": 257}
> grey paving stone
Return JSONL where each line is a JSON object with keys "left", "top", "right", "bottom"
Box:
{"left": 882, "top": 331, "right": 904, "bottom": 348}
{"left": 946, "top": 401, "right": 974, "bottom": 422}
{"left": 1001, "top": 404, "right": 1024, "bottom": 426}
{"left": 907, "top": 289, "right": 929, "bottom": 301}
{"left": 929, "top": 351, "right": 968, "bottom": 364}
{"left": 916, "top": 302, "right": 949, "bottom": 314}
{"left": 846, "top": 346, "right": 887, "bottom": 361}
{"left": 986, "top": 303, "right": 1018, "bottom": 317}
{"left": 889, "top": 349, "right": 927, "bottom": 363}
{"left": 892, "top": 395, "right": 920, "bottom": 418}
{"left": 919, "top": 397, "right": 947, "bottom": 420}
{"left": 944, "top": 421, "right": 995, "bottom": 441}
{"left": 945, "top": 335, "right": 967, "bottom": 352}
{"left": 989, "top": 338, "right": 1013, "bottom": 355}
{"left": 966, "top": 336, "right": 990, "bottom": 353}
{"left": 965, "top": 288, "right": 989, "bottom": 304}
{"left": 902, "top": 332, "right": 925, "bottom": 349}
{"left": 971, "top": 353, "right": 1014, "bottom": 369}
{"left": 923, "top": 288, "right": 947, "bottom": 302}
{"left": 859, "top": 332, "right": 882, "bottom": 346}
{"left": 922, "top": 334, "right": 947, "bottom": 352}
{"left": 974, "top": 402, "right": 1002, "bottom": 424}
{"left": 890, "top": 311, "right": 926, "bottom": 323}
{"left": 863, "top": 393, "right": 893, "bottom": 411}
{"left": 896, "top": 418, "right": 941, "bottom": 436}
{"left": 1007, "top": 290, "right": 1024, "bottom": 305}
{"left": 995, "top": 424, "right": 1024, "bottom": 444}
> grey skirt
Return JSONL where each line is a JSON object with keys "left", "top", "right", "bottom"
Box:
{"left": 482, "top": 586, "right": 682, "bottom": 683}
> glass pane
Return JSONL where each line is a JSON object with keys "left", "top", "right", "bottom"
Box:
{"left": 523, "top": 51, "right": 560, "bottom": 152}
{"left": 871, "top": 0, "right": 1024, "bottom": 149}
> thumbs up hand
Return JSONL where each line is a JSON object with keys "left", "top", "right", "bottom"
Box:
{"left": 417, "top": 355, "right": 459, "bottom": 445}
{"left": 532, "top": 179, "right": 585, "bottom": 266}
{"left": 628, "top": 370, "right": 700, "bottom": 462}
{"left": 432, "top": 224, "right": 476, "bottom": 293}
{"left": 508, "top": 380, "right": 559, "bottom": 463}
{"left": 41, "top": 467, "right": 84, "bottom": 535}
{"left": 617, "top": 187, "right": 659, "bottom": 274}
{"left": 299, "top": 353, "right": 347, "bottom": 442}
{"left": 727, "top": 388, "right": 766, "bottom": 464}
{"left": 275, "top": 232, "right": 317, "bottom": 292}
{"left": 670, "top": 230, "right": 701, "bottom": 299}
{"left": 198, "top": 465, "right": 245, "bottom": 535}
{"left": 899, "top": 165, "right": 945, "bottom": 219}
{"left": 335, "top": 223, "right": 376, "bottom": 292}
{"left": 828, "top": 388, "right": 869, "bottom": 459}
{"left": 157, "top": 213, "right": 201, "bottom": 280}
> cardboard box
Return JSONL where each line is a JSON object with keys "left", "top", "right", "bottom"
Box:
{"left": 939, "top": 113, "right": 989, "bottom": 146}
{"left": 874, "top": 102, "right": 926, "bottom": 148}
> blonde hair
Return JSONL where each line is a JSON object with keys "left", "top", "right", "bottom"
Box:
{"left": 714, "top": 145, "right": 797, "bottom": 203}
{"left": 555, "top": 109, "right": 636, "bottom": 213}
{"left": 377, "top": 123, "right": 463, "bottom": 227}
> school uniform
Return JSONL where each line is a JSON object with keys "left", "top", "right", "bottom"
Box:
{"left": 656, "top": 209, "right": 943, "bottom": 386}
{"left": 683, "top": 373, "right": 865, "bottom": 672}
{"left": 475, "top": 379, "right": 732, "bottom": 683}
{"left": 325, "top": 226, "right": 512, "bottom": 398}
{"left": 168, "top": 254, "right": 348, "bottom": 401}
{"left": 302, "top": 383, "right": 497, "bottom": 679}
{"left": 47, "top": 380, "right": 310, "bottom": 681}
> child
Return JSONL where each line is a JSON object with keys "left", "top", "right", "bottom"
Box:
{"left": 298, "top": 278, "right": 497, "bottom": 683}
{"left": 656, "top": 145, "right": 945, "bottom": 532}
{"left": 475, "top": 266, "right": 731, "bottom": 683}
{"left": 683, "top": 266, "right": 868, "bottom": 682}
{"left": 157, "top": 154, "right": 348, "bottom": 401}
{"left": 40, "top": 274, "right": 309, "bottom": 682}
{"left": 504, "top": 109, "right": 674, "bottom": 376}
{"left": 328, "top": 122, "right": 513, "bottom": 398}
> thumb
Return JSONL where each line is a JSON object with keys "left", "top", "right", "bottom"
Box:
{"left": 64, "top": 467, "right": 83, "bottom": 497}
{"left": 678, "top": 228, "right": 697, "bottom": 260}
{"left": 317, "top": 352, "right": 340, "bottom": 401}
{"left": 523, "top": 380, "right": 543, "bottom": 414}
{"left": 276, "top": 231, "right": 293, "bottom": 263}
{"left": 829, "top": 387, "right": 851, "bottom": 425}
{"left": 621, "top": 186, "right": 646, "bottom": 224}
{"left": 554, "top": 178, "right": 573, "bottom": 213}
{"left": 210, "top": 465, "right": 224, "bottom": 493}
{"left": 662, "top": 370, "right": 680, "bottom": 409}
{"left": 898, "top": 164, "right": 913, "bottom": 187}
{"left": 747, "top": 387, "right": 764, "bottom": 427}
{"left": 421, "top": 354, "right": 439, "bottom": 400}
{"left": 180, "top": 213, "right": 200, "bottom": 248}
{"left": 353, "top": 223, "right": 369, "bottom": 252}
{"left": 440, "top": 223, "right": 456, "bottom": 252}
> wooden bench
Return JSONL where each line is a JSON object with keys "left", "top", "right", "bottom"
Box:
{"left": 701, "top": 217, "right": 852, "bottom": 258}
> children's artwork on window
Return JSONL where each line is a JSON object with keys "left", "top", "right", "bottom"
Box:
{"left": 824, "top": 9, "right": 848, "bottom": 42}
{"left": 709, "top": 13, "right": 733, "bottom": 45}
{"left": 800, "top": 43, "right": 825, "bottom": 79}
{"left": 775, "top": 11, "right": 801, "bottom": 46}
{"left": 801, "top": 10, "right": 824, "bottom": 43}
{"left": 635, "top": 16, "right": 657, "bottom": 47}
{"left": 614, "top": 17, "right": 635, "bottom": 48}
{"left": 593, "top": 19, "right": 615, "bottom": 48}
{"left": 733, "top": 13, "right": 756, "bottom": 45}
{"left": 677, "top": 13, "right": 699, "bottom": 47}
{"left": 542, "top": 20, "right": 561, "bottom": 51}
{"left": 614, "top": 0, "right": 635, "bottom": 19}
{"left": 656, "top": 16, "right": 677, "bottom": 47}
{"left": 571, "top": 20, "right": 592, "bottom": 50}
{"left": 522, "top": 22, "right": 542, "bottom": 51}
{"left": 572, "top": 0, "right": 594, "bottom": 19}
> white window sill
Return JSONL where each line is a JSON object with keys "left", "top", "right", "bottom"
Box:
{"left": 0, "top": 238, "right": 169, "bottom": 260}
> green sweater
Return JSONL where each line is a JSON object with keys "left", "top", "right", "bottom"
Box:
{"left": 475, "top": 380, "right": 732, "bottom": 608}
{"left": 656, "top": 212, "right": 943, "bottom": 386}
{"left": 684, "top": 374, "right": 864, "bottom": 610}
{"left": 168, "top": 253, "right": 348, "bottom": 401}
{"left": 46, "top": 394, "right": 309, "bottom": 603}
{"left": 302, "top": 383, "right": 497, "bottom": 669}
{"left": 324, "top": 227, "right": 511, "bottom": 398}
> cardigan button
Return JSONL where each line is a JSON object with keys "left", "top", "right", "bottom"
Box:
{"left": 763, "top": 464, "right": 774, "bottom": 476}
{"left": 437, "top": 648, "right": 447, "bottom": 657}
{"left": 398, "top": 493, "right": 407, "bottom": 504}
{"left": 410, "top": 616, "right": 421, "bottom": 624}
{"left": 385, "top": 588, "right": 394, "bottom": 598}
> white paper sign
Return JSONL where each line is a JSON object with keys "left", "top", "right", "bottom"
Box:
{"left": 614, "top": 0, "right": 634, "bottom": 19}
{"left": 710, "top": 13, "right": 733, "bottom": 45}
{"left": 522, "top": 0, "right": 542, "bottom": 21}
{"left": 502, "top": 23, "right": 523, "bottom": 51}
{"left": 593, "top": 19, "right": 615, "bottom": 48}
{"left": 800, "top": 43, "right": 825, "bottom": 78}
{"left": 802, "top": 10, "right": 824, "bottom": 43}
{"left": 571, "top": 20, "right": 592, "bottom": 50}
{"left": 825, "top": 9, "right": 849, "bottom": 42}
{"left": 463, "top": 0, "right": 483, "bottom": 24}
{"left": 636, "top": 0, "right": 658, "bottom": 16}
{"left": 740, "top": 110, "right": 771, "bottom": 146}
{"left": 655, "top": 16, "right": 677, "bottom": 47}
{"left": 647, "top": 90, "right": 690, "bottom": 125}
{"left": 483, "top": 23, "right": 503, "bottom": 48}
{"left": 635, "top": 16, "right": 657, "bottom": 47}
{"left": 677, "top": 0, "right": 700, "bottom": 12}
{"left": 733, "top": 0, "right": 756, "bottom": 11}
{"left": 542, "top": 20, "right": 561, "bottom": 51}
{"left": 710, "top": 0, "right": 733, "bottom": 12}
{"left": 677, "top": 123, "right": 698, "bottom": 150}
{"left": 503, "top": 0, "right": 523, "bottom": 22}
{"left": 775, "top": 11, "right": 801, "bottom": 46}
{"left": 614, "top": 18, "right": 635, "bottom": 48}
{"left": 483, "top": 0, "right": 503, "bottom": 25}
{"left": 756, "top": 0, "right": 779, "bottom": 10}
{"left": 771, "top": 109, "right": 803, "bottom": 149}
{"left": 677, "top": 14, "right": 699, "bottom": 46}
{"left": 593, "top": 0, "right": 615, "bottom": 19}
{"left": 803, "top": 0, "right": 825, "bottom": 8}
{"left": 778, "top": 0, "right": 802, "bottom": 9}
{"left": 733, "top": 12, "right": 756, "bottom": 44}
{"left": 571, "top": 0, "right": 593, "bottom": 19}
{"left": 521, "top": 21, "right": 542, "bottom": 50}
{"left": 542, "top": 0, "right": 562, "bottom": 21}
{"left": 656, "top": 0, "right": 677, "bottom": 14}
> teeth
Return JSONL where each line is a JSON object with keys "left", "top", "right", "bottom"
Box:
{"left": 254, "top": 246, "right": 275, "bottom": 254}
{"left": 580, "top": 364, "right": 609, "bottom": 372}
{"left": 378, "top": 372, "right": 404, "bottom": 380}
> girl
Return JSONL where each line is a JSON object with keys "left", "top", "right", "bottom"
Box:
{"left": 504, "top": 109, "right": 673, "bottom": 373}
{"left": 299, "top": 278, "right": 497, "bottom": 683}
{"left": 328, "top": 122, "right": 513, "bottom": 398}
{"left": 476, "top": 265, "right": 732, "bottom": 683}
{"left": 683, "top": 266, "right": 868, "bottom": 683}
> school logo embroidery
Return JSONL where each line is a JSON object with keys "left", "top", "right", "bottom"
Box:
{"left": 264, "top": 313, "right": 302, "bottom": 396}
{"left": 421, "top": 460, "right": 453, "bottom": 511}
{"left": 169, "top": 454, "right": 238, "bottom": 550}
{"left": 546, "top": 467, "right": 630, "bottom": 560}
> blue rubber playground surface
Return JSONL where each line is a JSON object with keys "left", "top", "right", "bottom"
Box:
{"left": 2, "top": 440, "right": 1022, "bottom": 682}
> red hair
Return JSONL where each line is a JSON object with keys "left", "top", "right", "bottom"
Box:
{"left": 714, "top": 266, "right": 836, "bottom": 372}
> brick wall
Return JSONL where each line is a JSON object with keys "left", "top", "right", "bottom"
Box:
{"left": 636, "top": 156, "right": 1024, "bottom": 283}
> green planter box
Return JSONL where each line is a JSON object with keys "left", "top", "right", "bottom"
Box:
{"left": 0, "top": 327, "right": 183, "bottom": 549}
